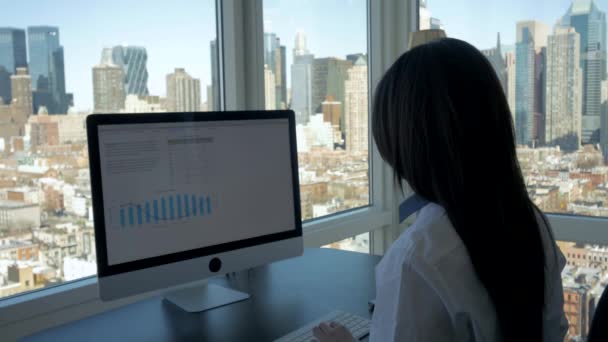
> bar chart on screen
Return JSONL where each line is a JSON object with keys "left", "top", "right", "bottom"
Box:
{"left": 111, "top": 193, "right": 215, "bottom": 230}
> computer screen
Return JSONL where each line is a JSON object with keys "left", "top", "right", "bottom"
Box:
{"left": 96, "top": 118, "right": 296, "bottom": 266}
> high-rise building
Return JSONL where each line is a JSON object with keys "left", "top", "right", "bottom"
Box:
{"left": 0, "top": 28, "right": 27, "bottom": 105}
{"left": 293, "top": 31, "right": 309, "bottom": 57}
{"left": 264, "top": 33, "right": 287, "bottom": 109}
{"left": 322, "top": 97, "right": 342, "bottom": 128}
{"left": 559, "top": 0, "right": 607, "bottom": 145}
{"left": 121, "top": 95, "right": 164, "bottom": 113}
{"left": 482, "top": 33, "right": 507, "bottom": 95}
{"left": 10, "top": 67, "right": 33, "bottom": 129}
{"left": 93, "top": 49, "right": 125, "bottom": 113}
{"left": 166, "top": 68, "right": 201, "bottom": 112}
{"left": 311, "top": 58, "right": 353, "bottom": 116}
{"left": 602, "top": 82, "right": 608, "bottom": 162}
{"left": 515, "top": 20, "right": 549, "bottom": 146}
{"left": 419, "top": 0, "right": 444, "bottom": 30}
{"left": 545, "top": 26, "right": 583, "bottom": 152}
{"left": 505, "top": 51, "right": 517, "bottom": 119}
{"left": 210, "top": 40, "right": 220, "bottom": 111}
{"left": 344, "top": 57, "right": 368, "bottom": 152}
{"left": 111, "top": 46, "right": 149, "bottom": 96}
{"left": 27, "top": 26, "right": 68, "bottom": 114}
{"left": 291, "top": 32, "right": 314, "bottom": 124}
{"left": 264, "top": 65, "right": 276, "bottom": 110}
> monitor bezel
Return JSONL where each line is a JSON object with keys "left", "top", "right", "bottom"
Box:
{"left": 87, "top": 110, "right": 303, "bottom": 278}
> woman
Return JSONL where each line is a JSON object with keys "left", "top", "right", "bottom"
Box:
{"left": 313, "top": 38, "right": 567, "bottom": 341}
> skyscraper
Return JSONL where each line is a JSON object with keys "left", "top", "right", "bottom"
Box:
{"left": 515, "top": 21, "right": 549, "bottom": 146}
{"left": 27, "top": 26, "right": 67, "bottom": 114}
{"left": 559, "top": 0, "right": 607, "bottom": 145}
{"left": 264, "top": 65, "right": 276, "bottom": 110}
{"left": 482, "top": 33, "right": 507, "bottom": 95}
{"left": 546, "top": 26, "right": 583, "bottom": 152}
{"left": 311, "top": 58, "right": 353, "bottom": 116}
{"left": 0, "top": 28, "right": 27, "bottom": 105}
{"left": 601, "top": 80, "right": 608, "bottom": 162}
{"left": 291, "top": 32, "right": 314, "bottom": 124}
{"left": 264, "top": 33, "right": 287, "bottom": 109}
{"left": 166, "top": 68, "right": 201, "bottom": 112}
{"left": 10, "top": 67, "right": 33, "bottom": 127}
{"left": 293, "top": 32, "right": 309, "bottom": 57}
{"left": 344, "top": 57, "right": 368, "bottom": 152}
{"left": 505, "top": 51, "right": 517, "bottom": 119}
{"left": 210, "top": 40, "right": 220, "bottom": 111}
{"left": 93, "top": 49, "right": 125, "bottom": 113}
{"left": 111, "top": 46, "right": 149, "bottom": 96}
{"left": 27, "top": 26, "right": 68, "bottom": 114}
{"left": 322, "top": 97, "right": 342, "bottom": 128}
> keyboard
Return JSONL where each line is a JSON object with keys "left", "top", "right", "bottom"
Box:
{"left": 274, "top": 310, "right": 371, "bottom": 342}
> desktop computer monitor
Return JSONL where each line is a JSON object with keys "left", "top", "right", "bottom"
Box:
{"left": 87, "top": 110, "right": 303, "bottom": 311}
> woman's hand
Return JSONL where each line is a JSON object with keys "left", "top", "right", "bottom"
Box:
{"left": 312, "top": 321, "right": 357, "bottom": 342}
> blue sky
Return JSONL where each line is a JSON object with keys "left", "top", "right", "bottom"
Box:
{"left": 1, "top": 0, "right": 604, "bottom": 111}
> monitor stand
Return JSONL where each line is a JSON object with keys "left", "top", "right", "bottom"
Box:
{"left": 164, "top": 282, "right": 250, "bottom": 313}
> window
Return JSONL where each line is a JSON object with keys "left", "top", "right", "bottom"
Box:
{"left": 0, "top": 0, "right": 218, "bottom": 300}
{"left": 421, "top": 1, "right": 608, "bottom": 340}
{"left": 422, "top": 0, "right": 608, "bottom": 219}
{"left": 262, "top": 0, "right": 370, "bottom": 221}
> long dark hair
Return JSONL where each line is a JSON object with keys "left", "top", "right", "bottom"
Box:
{"left": 372, "top": 38, "right": 545, "bottom": 340}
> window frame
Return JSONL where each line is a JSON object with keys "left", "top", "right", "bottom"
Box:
{"left": 0, "top": 0, "right": 403, "bottom": 339}
{"left": 5, "top": 0, "right": 603, "bottom": 340}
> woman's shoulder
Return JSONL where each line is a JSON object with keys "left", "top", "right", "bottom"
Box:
{"left": 376, "top": 203, "right": 468, "bottom": 282}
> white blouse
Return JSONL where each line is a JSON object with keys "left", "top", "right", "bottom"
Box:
{"left": 369, "top": 203, "right": 568, "bottom": 342}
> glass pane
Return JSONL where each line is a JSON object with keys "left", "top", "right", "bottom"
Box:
{"left": 422, "top": 0, "right": 608, "bottom": 218}
{"left": 323, "top": 233, "right": 370, "bottom": 254}
{"left": 558, "top": 241, "right": 608, "bottom": 340}
{"left": 263, "top": 0, "right": 370, "bottom": 221}
{"left": 0, "top": 0, "right": 217, "bottom": 300}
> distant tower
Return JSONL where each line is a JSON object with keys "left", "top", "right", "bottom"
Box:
{"left": 505, "top": 51, "right": 517, "bottom": 119}
{"left": 92, "top": 49, "right": 125, "bottom": 113}
{"left": 166, "top": 68, "right": 201, "bottom": 112}
{"left": 559, "top": 0, "right": 607, "bottom": 145}
{"left": 27, "top": 26, "right": 68, "bottom": 114}
{"left": 264, "top": 65, "right": 276, "bottom": 110}
{"left": 545, "top": 26, "right": 582, "bottom": 152}
{"left": 10, "top": 67, "right": 33, "bottom": 127}
{"left": 482, "top": 33, "right": 507, "bottom": 95}
{"left": 293, "top": 32, "right": 309, "bottom": 57}
{"left": 311, "top": 57, "right": 353, "bottom": 115}
{"left": 515, "top": 20, "right": 549, "bottom": 147}
{"left": 111, "top": 46, "right": 149, "bottom": 96}
{"left": 264, "top": 33, "right": 287, "bottom": 109}
{"left": 291, "top": 32, "right": 314, "bottom": 124}
{"left": 344, "top": 57, "right": 368, "bottom": 152}
{"left": 0, "top": 28, "right": 27, "bottom": 105}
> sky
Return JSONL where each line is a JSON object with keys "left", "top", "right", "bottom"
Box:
{"left": 1, "top": 0, "right": 605, "bottom": 112}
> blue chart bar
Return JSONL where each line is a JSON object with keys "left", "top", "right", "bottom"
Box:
{"left": 184, "top": 194, "right": 190, "bottom": 217}
{"left": 120, "top": 208, "right": 125, "bottom": 227}
{"left": 161, "top": 198, "right": 166, "bottom": 221}
{"left": 169, "top": 196, "right": 175, "bottom": 220}
{"left": 136, "top": 205, "right": 143, "bottom": 225}
{"left": 153, "top": 200, "right": 159, "bottom": 223}
{"left": 177, "top": 195, "right": 182, "bottom": 219}
{"left": 207, "top": 196, "right": 212, "bottom": 215}
{"left": 199, "top": 196, "right": 205, "bottom": 216}
{"left": 145, "top": 202, "right": 151, "bottom": 223}
{"left": 128, "top": 207, "right": 134, "bottom": 226}
{"left": 192, "top": 195, "right": 197, "bottom": 216}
